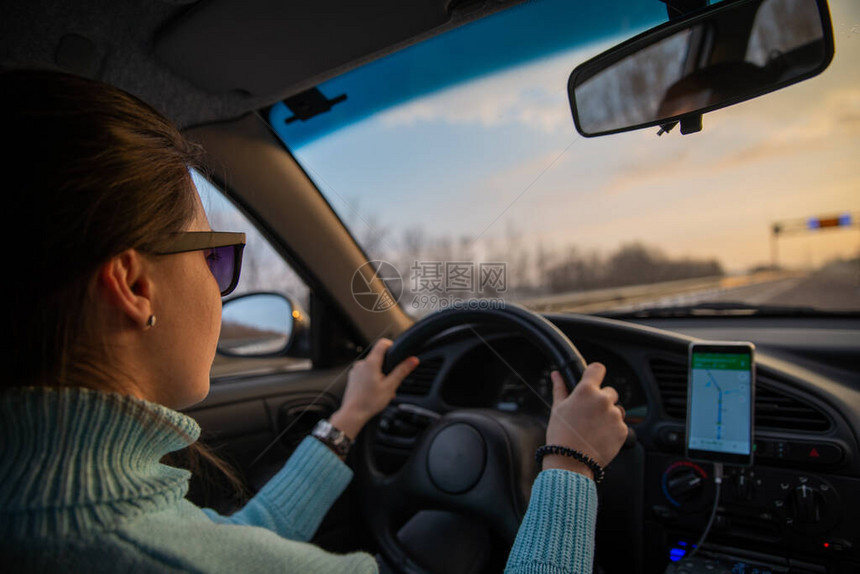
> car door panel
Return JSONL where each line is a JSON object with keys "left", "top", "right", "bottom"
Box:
{"left": 182, "top": 366, "right": 349, "bottom": 510}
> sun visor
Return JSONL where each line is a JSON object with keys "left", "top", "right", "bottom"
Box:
{"left": 155, "top": 0, "right": 452, "bottom": 96}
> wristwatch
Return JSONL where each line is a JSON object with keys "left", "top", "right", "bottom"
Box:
{"left": 311, "top": 419, "right": 353, "bottom": 457}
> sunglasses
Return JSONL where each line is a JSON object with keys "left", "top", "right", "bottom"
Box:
{"left": 153, "top": 231, "right": 246, "bottom": 296}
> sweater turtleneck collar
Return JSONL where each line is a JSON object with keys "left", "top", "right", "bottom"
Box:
{"left": 0, "top": 386, "right": 201, "bottom": 538}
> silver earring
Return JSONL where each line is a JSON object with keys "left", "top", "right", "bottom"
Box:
{"left": 146, "top": 315, "right": 157, "bottom": 329}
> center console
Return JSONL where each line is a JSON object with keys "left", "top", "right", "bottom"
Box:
{"left": 646, "top": 452, "right": 860, "bottom": 573}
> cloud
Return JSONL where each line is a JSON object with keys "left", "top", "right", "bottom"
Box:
{"left": 714, "top": 88, "right": 860, "bottom": 167}
{"left": 377, "top": 44, "right": 608, "bottom": 134}
{"left": 595, "top": 85, "right": 860, "bottom": 197}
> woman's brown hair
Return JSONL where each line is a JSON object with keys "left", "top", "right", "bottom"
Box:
{"left": 1, "top": 68, "right": 245, "bottom": 499}
{"left": 3, "top": 68, "right": 198, "bottom": 388}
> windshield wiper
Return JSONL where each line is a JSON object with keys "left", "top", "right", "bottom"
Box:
{"left": 597, "top": 301, "right": 856, "bottom": 319}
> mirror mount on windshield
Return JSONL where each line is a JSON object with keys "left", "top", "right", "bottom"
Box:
{"left": 659, "top": 0, "right": 707, "bottom": 139}
{"left": 681, "top": 115, "right": 702, "bottom": 135}
{"left": 657, "top": 113, "right": 703, "bottom": 136}
{"left": 568, "top": 0, "right": 834, "bottom": 138}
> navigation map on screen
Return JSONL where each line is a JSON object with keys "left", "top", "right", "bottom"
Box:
{"left": 688, "top": 352, "right": 752, "bottom": 455}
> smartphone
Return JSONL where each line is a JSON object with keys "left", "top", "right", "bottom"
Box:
{"left": 686, "top": 342, "right": 755, "bottom": 466}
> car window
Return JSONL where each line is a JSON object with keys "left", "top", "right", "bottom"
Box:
{"left": 268, "top": 0, "right": 859, "bottom": 318}
{"left": 192, "top": 170, "right": 312, "bottom": 375}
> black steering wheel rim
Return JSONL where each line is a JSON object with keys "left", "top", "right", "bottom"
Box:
{"left": 357, "top": 303, "right": 594, "bottom": 574}
{"left": 383, "top": 303, "right": 588, "bottom": 389}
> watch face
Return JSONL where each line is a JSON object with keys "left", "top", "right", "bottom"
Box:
{"left": 313, "top": 419, "right": 352, "bottom": 456}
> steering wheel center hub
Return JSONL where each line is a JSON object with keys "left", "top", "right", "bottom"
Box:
{"left": 426, "top": 423, "right": 487, "bottom": 494}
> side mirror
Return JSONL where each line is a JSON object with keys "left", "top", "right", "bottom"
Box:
{"left": 217, "top": 292, "right": 309, "bottom": 358}
{"left": 568, "top": 0, "right": 834, "bottom": 137}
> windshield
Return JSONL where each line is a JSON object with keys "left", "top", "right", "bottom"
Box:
{"left": 268, "top": 0, "right": 859, "bottom": 317}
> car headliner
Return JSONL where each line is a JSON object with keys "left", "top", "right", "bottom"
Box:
{"left": 0, "top": 0, "right": 538, "bottom": 129}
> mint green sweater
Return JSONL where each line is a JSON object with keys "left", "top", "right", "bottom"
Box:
{"left": 0, "top": 387, "right": 597, "bottom": 573}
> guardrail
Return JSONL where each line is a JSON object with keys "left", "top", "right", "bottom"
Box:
{"left": 517, "top": 271, "right": 803, "bottom": 313}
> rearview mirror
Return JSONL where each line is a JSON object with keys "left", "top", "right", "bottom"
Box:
{"left": 568, "top": 0, "right": 834, "bottom": 137}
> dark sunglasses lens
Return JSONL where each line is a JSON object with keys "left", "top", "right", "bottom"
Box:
{"left": 206, "top": 245, "right": 235, "bottom": 294}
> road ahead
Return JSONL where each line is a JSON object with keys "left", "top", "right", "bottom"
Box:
{"left": 748, "top": 260, "right": 860, "bottom": 311}
{"left": 630, "top": 260, "right": 859, "bottom": 312}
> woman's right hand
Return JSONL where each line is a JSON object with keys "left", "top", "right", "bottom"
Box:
{"left": 542, "top": 363, "right": 628, "bottom": 479}
{"left": 329, "top": 338, "right": 419, "bottom": 441}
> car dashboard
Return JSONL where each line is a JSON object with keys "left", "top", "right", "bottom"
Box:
{"left": 377, "top": 313, "right": 860, "bottom": 573}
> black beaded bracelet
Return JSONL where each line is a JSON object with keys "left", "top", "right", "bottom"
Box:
{"left": 535, "top": 444, "right": 605, "bottom": 484}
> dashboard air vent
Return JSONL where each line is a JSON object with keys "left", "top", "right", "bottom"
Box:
{"left": 755, "top": 378, "right": 831, "bottom": 432}
{"left": 650, "top": 357, "right": 688, "bottom": 419}
{"left": 650, "top": 357, "right": 832, "bottom": 432}
{"left": 397, "top": 357, "right": 443, "bottom": 396}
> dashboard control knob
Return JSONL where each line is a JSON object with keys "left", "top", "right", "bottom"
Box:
{"left": 787, "top": 485, "right": 823, "bottom": 523}
{"left": 666, "top": 468, "right": 705, "bottom": 502}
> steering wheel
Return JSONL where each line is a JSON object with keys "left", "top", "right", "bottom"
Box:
{"left": 355, "top": 303, "right": 632, "bottom": 573}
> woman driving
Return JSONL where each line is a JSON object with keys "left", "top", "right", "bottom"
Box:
{"left": 0, "top": 69, "right": 628, "bottom": 573}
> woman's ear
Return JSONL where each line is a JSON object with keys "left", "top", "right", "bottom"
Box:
{"left": 97, "top": 249, "right": 154, "bottom": 329}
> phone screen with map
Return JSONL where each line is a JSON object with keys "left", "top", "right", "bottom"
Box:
{"left": 686, "top": 342, "right": 755, "bottom": 466}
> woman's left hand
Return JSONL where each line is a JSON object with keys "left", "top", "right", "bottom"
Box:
{"left": 329, "top": 338, "right": 419, "bottom": 439}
